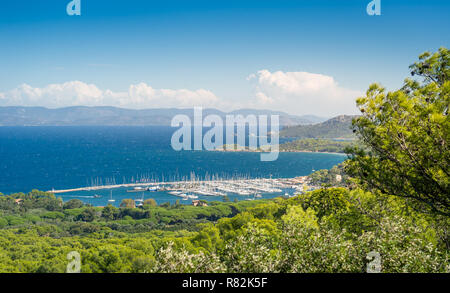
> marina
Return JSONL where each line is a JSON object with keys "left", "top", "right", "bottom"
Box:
{"left": 49, "top": 176, "right": 314, "bottom": 207}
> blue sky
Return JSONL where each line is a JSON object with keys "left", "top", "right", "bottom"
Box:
{"left": 0, "top": 0, "right": 448, "bottom": 116}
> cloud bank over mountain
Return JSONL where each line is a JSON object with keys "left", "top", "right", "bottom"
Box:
{"left": 0, "top": 70, "right": 362, "bottom": 116}
{"left": 0, "top": 81, "right": 220, "bottom": 109}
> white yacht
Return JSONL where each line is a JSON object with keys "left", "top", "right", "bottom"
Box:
{"left": 108, "top": 191, "right": 115, "bottom": 203}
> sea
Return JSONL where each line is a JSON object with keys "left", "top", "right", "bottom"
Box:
{"left": 0, "top": 126, "right": 346, "bottom": 206}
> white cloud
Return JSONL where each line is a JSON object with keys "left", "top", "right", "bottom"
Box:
{"left": 0, "top": 81, "right": 221, "bottom": 109}
{"left": 247, "top": 70, "right": 362, "bottom": 116}
{"left": 0, "top": 73, "right": 362, "bottom": 116}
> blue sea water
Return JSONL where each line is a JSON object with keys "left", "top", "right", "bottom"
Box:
{"left": 0, "top": 126, "right": 346, "bottom": 206}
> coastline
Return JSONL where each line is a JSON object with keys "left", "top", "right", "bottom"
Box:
{"left": 279, "top": 150, "right": 347, "bottom": 155}
{"left": 213, "top": 148, "right": 347, "bottom": 156}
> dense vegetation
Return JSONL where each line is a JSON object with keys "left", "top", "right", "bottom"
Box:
{"left": 346, "top": 47, "right": 449, "bottom": 217}
{"left": 280, "top": 138, "right": 354, "bottom": 153}
{"left": 0, "top": 191, "right": 264, "bottom": 235}
{"left": 280, "top": 115, "right": 356, "bottom": 139}
{"left": 308, "top": 164, "right": 350, "bottom": 187}
{"left": 0, "top": 188, "right": 447, "bottom": 273}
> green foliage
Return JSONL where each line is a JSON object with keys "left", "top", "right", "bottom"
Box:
{"left": 308, "top": 164, "right": 350, "bottom": 187}
{"left": 281, "top": 205, "right": 319, "bottom": 230}
{"left": 0, "top": 218, "right": 8, "bottom": 228}
{"left": 42, "top": 211, "right": 65, "bottom": 220}
{"left": 222, "top": 222, "right": 280, "bottom": 272}
{"left": 102, "top": 204, "right": 119, "bottom": 221}
{"left": 76, "top": 207, "right": 99, "bottom": 222}
{"left": 159, "top": 202, "right": 171, "bottom": 208}
{"left": 152, "top": 242, "right": 225, "bottom": 273}
{"left": 120, "top": 199, "right": 136, "bottom": 208}
{"left": 190, "top": 224, "right": 222, "bottom": 252}
{"left": 63, "top": 199, "right": 84, "bottom": 210}
{"left": 296, "top": 188, "right": 352, "bottom": 218}
{"left": 0, "top": 187, "right": 447, "bottom": 272}
{"left": 246, "top": 202, "right": 280, "bottom": 220}
{"left": 3, "top": 215, "right": 27, "bottom": 226}
{"left": 357, "top": 215, "right": 447, "bottom": 272}
{"left": 346, "top": 47, "right": 450, "bottom": 216}
{"left": 143, "top": 199, "right": 157, "bottom": 207}
{"left": 280, "top": 138, "right": 354, "bottom": 153}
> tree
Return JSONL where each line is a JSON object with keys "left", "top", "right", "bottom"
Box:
{"left": 63, "top": 199, "right": 84, "bottom": 210}
{"left": 120, "top": 199, "right": 136, "bottom": 209}
{"left": 160, "top": 202, "right": 171, "bottom": 208}
{"left": 143, "top": 199, "right": 157, "bottom": 207}
{"left": 77, "top": 207, "right": 97, "bottom": 222}
{"left": 102, "top": 204, "right": 119, "bottom": 221}
{"left": 175, "top": 199, "right": 181, "bottom": 207}
{"left": 345, "top": 47, "right": 449, "bottom": 216}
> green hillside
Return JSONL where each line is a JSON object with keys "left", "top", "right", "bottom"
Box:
{"left": 279, "top": 138, "right": 354, "bottom": 153}
{"left": 280, "top": 115, "right": 357, "bottom": 139}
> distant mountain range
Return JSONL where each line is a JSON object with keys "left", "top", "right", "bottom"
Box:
{"left": 0, "top": 106, "right": 328, "bottom": 127}
{"left": 280, "top": 115, "right": 358, "bottom": 140}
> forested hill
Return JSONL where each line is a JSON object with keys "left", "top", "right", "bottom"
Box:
{"left": 280, "top": 115, "right": 358, "bottom": 139}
